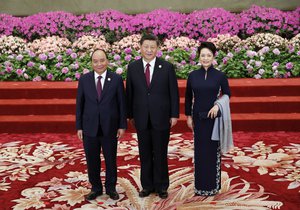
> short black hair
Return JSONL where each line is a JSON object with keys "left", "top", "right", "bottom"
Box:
{"left": 90, "top": 49, "right": 108, "bottom": 61}
{"left": 140, "top": 34, "right": 160, "bottom": 46}
{"left": 197, "top": 42, "right": 217, "bottom": 56}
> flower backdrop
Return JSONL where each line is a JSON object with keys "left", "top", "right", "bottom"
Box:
{"left": 0, "top": 5, "right": 299, "bottom": 81}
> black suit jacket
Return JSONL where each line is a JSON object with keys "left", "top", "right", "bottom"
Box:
{"left": 76, "top": 71, "right": 127, "bottom": 137}
{"left": 126, "top": 58, "right": 179, "bottom": 130}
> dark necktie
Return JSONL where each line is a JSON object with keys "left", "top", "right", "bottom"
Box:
{"left": 97, "top": 75, "right": 102, "bottom": 100}
{"left": 145, "top": 63, "right": 150, "bottom": 87}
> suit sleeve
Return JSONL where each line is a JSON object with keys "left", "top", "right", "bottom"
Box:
{"left": 168, "top": 63, "right": 179, "bottom": 118}
{"left": 126, "top": 65, "right": 133, "bottom": 119}
{"left": 117, "top": 76, "right": 127, "bottom": 129}
{"left": 185, "top": 73, "right": 193, "bottom": 116}
{"left": 76, "top": 77, "right": 84, "bottom": 130}
{"left": 221, "top": 74, "right": 231, "bottom": 98}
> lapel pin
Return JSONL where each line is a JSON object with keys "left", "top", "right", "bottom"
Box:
{"left": 159, "top": 65, "right": 162, "bottom": 68}
{"left": 108, "top": 78, "right": 111, "bottom": 81}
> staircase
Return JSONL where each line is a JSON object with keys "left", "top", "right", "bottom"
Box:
{"left": 0, "top": 79, "right": 299, "bottom": 133}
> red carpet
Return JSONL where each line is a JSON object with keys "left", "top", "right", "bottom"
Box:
{"left": 0, "top": 78, "right": 299, "bottom": 133}
{"left": 0, "top": 132, "right": 299, "bottom": 210}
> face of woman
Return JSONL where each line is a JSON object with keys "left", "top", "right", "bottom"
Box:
{"left": 199, "top": 48, "right": 214, "bottom": 69}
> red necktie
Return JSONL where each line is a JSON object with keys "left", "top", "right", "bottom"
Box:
{"left": 145, "top": 63, "right": 150, "bottom": 87}
{"left": 97, "top": 75, "right": 102, "bottom": 100}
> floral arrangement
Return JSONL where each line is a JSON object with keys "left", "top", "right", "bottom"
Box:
{"left": 236, "top": 33, "right": 289, "bottom": 51}
{"left": 184, "top": 8, "right": 240, "bottom": 41}
{"left": 289, "top": 33, "right": 300, "bottom": 48}
{"left": 0, "top": 35, "right": 27, "bottom": 54}
{"left": 111, "top": 34, "right": 141, "bottom": 53}
{"left": 27, "top": 36, "right": 72, "bottom": 54}
{"left": 160, "top": 37, "right": 199, "bottom": 51}
{"left": 207, "top": 34, "right": 241, "bottom": 52}
{"left": 1, "top": 6, "right": 299, "bottom": 42}
{"left": 238, "top": 5, "right": 299, "bottom": 39}
{"left": 72, "top": 35, "right": 110, "bottom": 55}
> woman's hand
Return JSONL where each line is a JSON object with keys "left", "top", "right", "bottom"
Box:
{"left": 208, "top": 105, "right": 219, "bottom": 119}
{"left": 186, "top": 116, "right": 194, "bottom": 131}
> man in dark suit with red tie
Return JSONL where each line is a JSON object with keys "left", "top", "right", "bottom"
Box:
{"left": 126, "top": 34, "right": 179, "bottom": 199}
{"left": 76, "top": 49, "right": 127, "bottom": 200}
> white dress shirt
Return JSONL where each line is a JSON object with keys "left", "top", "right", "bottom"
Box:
{"left": 94, "top": 70, "right": 107, "bottom": 89}
{"left": 142, "top": 58, "right": 156, "bottom": 82}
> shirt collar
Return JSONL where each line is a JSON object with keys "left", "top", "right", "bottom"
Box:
{"left": 94, "top": 70, "right": 107, "bottom": 80}
{"left": 142, "top": 58, "right": 156, "bottom": 68}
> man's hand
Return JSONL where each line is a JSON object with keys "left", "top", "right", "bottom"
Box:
{"left": 186, "top": 116, "right": 194, "bottom": 131}
{"left": 77, "top": 130, "right": 83, "bottom": 140}
{"left": 117, "top": 129, "right": 125, "bottom": 139}
{"left": 170, "top": 118, "right": 178, "bottom": 128}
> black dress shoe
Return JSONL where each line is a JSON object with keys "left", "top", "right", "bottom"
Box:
{"left": 139, "top": 189, "right": 154, "bottom": 197}
{"left": 107, "top": 191, "right": 119, "bottom": 200}
{"left": 158, "top": 190, "right": 168, "bottom": 199}
{"left": 85, "top": 191, "right": 103, "bottom": 200}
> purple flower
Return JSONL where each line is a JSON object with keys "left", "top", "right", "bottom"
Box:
{"left": 135, "top": 56, "right": 141, "bottom": 60}
{"left": 16, "top": 55, "right": 23, "bottom": 61}
{"left": 70, "top": 52, "right": 77, "bottom": 59}
{"left": 124, "top": 48, "right": 132, "bottom": 54}
{"left": 27, "top": 61, "right": 35, "bottom": 67}
{"left": 47, "top": 73, "right": 53, "bottom": 80}
{"left": 285, "top": 62, "right": 293, "bottom": 70}
{"left": 39, "top": 54, "right": 48, "bottom": 61}
{"left": 16, "top": 69, "right": 23, "bottom": 76}
{"left": 235, "top": 47, "right": 241, "bottom": 53}
{"left": 297, "top": 51, "right": 300, "bottom": 56}
{"left": 255, "top": 61, "right": 262, "bottom": 67}
{"left": 75, "top": 72, "right": 81, "bottom": 79}
{"left": 181, "top": 60, "right": 186, "bottom": 65}
{"left": 227, "top": 52, "right": 233, "bottom": 58}
{"left": 242, "top": 60, "right": 248, "bottom": 66}
{"left": 83, "top": 68, "right": 90, "bottom": 74}
{"left": 125, "top": 55, "right": 132, "bottom": 61}
{"left": 39, "top": 64, "right": 46, "bottom": 71}
{"left": 258, "top": 69, "right": 265, "bottom": 75}
{"left": 246, "top": 50, "right": 256, "bottom": 58}
{"left": 66, "top": 48, "right": 73, "bottom": 55}
{"left": 6, "top": 66, "right": 13, "bottom": 73}
{"left": 114, "top": 54, "right": 121, "bottom": 61}
{"left": 57, "top": 55, "right": 63, "bottom": 61}
{"left": 254, "top": 74, "right": 261, "bottom": 79}
{"left": 272, "top": 62, "right": 280, "bottom": 67}
{"left": 261, "top": 46, "right": 270, "bottom": 54}
{"left": 222, "top": 57, "right": 228, "bottom": 64}
{"left": 272, "top": 48, "right": 280, "bottom": 55}
{"left": 62, "top": 67, "right": 69, "bottom": 74}
{"left": 48, "top": 52, "right": 56, "bottom": 59}
{"left": 284, "top": 72, "right": 291, "bottom": 78}
{"left": 190, "top": 51, "right": 196, "bottom": 60}
{"left": 55, "top": 62, "right": 62, "bottom": 68}
{"left": 71, "top": 63, "right": 79, "bottom": 70}
{"left": 116, "top": 67, "right": 123, "bottom": 74}
{"left": 28, "top": 51, "right": 36, "bottom": 57}
{"left": 156, "top": 51, "right": 163, "bottom": 58}
{"left": 33, "top": 76, "right": 42, "bottom": 82}
{"left": 65, "top": 77, "right": 72, "bottom": 82}
{"left": 190, "top": 61, "right": 196, "bottom": 65}
{"left": 165, "top": 55, "right": 170, "bottom": 61}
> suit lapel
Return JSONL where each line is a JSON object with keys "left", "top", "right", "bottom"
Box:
{"left": 137, "top": 59, "right": 149, "bottom": 89}
{"left": 89, "top": 72, "right": 98, "bottom": 102}
{"left": 99, "top": 71, "right": 112, "bottom": 102}
{"left": 150, "top": 58, "right": 162, "bottom": 89}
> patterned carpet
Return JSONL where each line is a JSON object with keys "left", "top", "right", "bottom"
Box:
{"left": 0, "top": 132, "right": 299, "bottom": 210}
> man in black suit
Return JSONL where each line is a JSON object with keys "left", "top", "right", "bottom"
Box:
{"left": 126, "top": 34, "right": 179, "bottom": 199}
{"left": 76, "top": 49, "right": 127, "bottom": 200}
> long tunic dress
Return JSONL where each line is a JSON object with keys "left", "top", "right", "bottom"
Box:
{"left": 185, "top": 65, "right": 231, "bottom": 195}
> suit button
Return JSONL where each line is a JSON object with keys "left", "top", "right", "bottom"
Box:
{"left": 147, "top": 93, "right": 150, "bottom": 96}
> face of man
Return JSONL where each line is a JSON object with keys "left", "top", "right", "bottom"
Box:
{"left": 199, "top": 48, "right": 214, "bottom": 69}
{"left": 140, "top": 40, "right": 158, "bottom": 63}
{"left": 92, "top": 50, "right": 108, "bottom": 75}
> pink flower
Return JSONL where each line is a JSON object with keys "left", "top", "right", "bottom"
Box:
{"left": 75, "top": 72, "right": 81, "bottom": 79}
{"left": 285, "top": 62, "right": 293, "bottom": 70}
{"left": 33, "top": 76, "right": 42, "bottom": 81}
{"left": 65, "top": 77, "right": 72, "bottom": 82}
{"left": 62, "top": 67, "right": 69, "bottom": 74}
{"left": 47, "top": 73, "right": 53, "bottom": 80}
{"left": 16, "top": 69, "right": 23, "bottom": 76}
{"left": 272, "top": 48, "right": 280, "bottom": 55}
{"left": 116, "top": 67, "right": 123, "bottom": 74}
{"left": 83, "top": 68, "right": 90, "bottom": 74}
